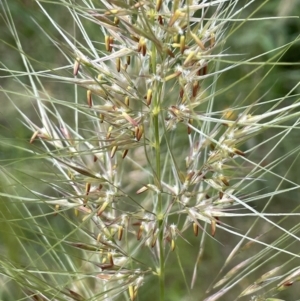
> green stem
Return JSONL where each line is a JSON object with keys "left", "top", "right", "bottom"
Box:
{"left": 149, "top": 13, "right": 165, "bottom": 294}
{"left": 158, "top": 211, "right": 165, "bottom": 301}
{"left": 154, "top": 111, "right": 165, "bottom": 301}
{"left": 152, "top": 47, "right": 164, "bottom": 301}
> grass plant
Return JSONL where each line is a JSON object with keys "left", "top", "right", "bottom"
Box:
{"left": 0, "top": 0, "right": 300, "bottom": 300}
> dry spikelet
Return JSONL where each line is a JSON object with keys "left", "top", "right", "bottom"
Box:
{"left": 99, "top": 113, "right": 104, "bottom": 123}
{"left": 111, "top": 145, "right": 118, "bottom": 158}
{"left": 220, "top": 176, "right": 229, "bottom": 186}
{"left": 211, "top": 219, "right": 216, "bottom": 237}
{"left": 158, "top": 15, "right": 163, "bottom": 25}
{"left": 193, "top": 222, "right": 199, "bottom": 236}
{"left": 146, "top": 89, "right": 152, "bottom": 106}
{"left": 54, "top": 204, "right": 60, "bottom": 216}
{"left": 118, "top": 225, "right": 123, "bottom": 241}
{"left": 128, "top": 285, "right": 135, "bottom": 301}
{"left": 169, "top": 9, "right": 182, "bottom": 27}
{"left": 136, "top": 124, "right": 144, "bottom": 141}
{"left": 73, "top": 58, "right": 80, "bottom": 76}
{"left": 138, "top": 37, "right": 147, "bottom": 56}
{"left": 30, "top": 130, "right": 39, "bottom": 144}
{"left": 151, "top": 230, "right": 158, "bottom": 248}
{"left": 192, "top": 82, "right": 199, "bottom": 97}
{"left": 171, "top": 239, "right": 176, "bottom": 251}
{"left": 122, "top": 149, "right": 129, "bottom": 158}
{"left": 136, "top": 186, "right": 148, "bottom": 194}
{"left": 97, "top": 201, "right": 108, "bottom": 216}
{"left": 116, "top": 57, "right": 121, "bottom": 72}
{"left": 233, "top": 148, "right": 245, "bottom": 156}
{"left": 87, "top": 90, "right": 92, "bottom": 107}
{"left": 137, "top": 224, "right": 144, "bottom": 240}
{"left": 106, "top": 125, "right": 113, "bottom": 139}
{"left": 114, "top": 16, "right": 119, "bottom": 25}
{"left": 183, "top": 51, "right": 195, "bottom": 66}
{"left": 180, "top": 35, "right": 186, "bottom": 54}
{"left": 156, "top": 0, "right": 162, "bottom": 12}
{"left": 105, "top": 35, "right": 110, "bottom": 52}
{"left": 179, "top": 87, "right": 184, "bottom": 98}
{"left": 190, "top": 32, "right": 206, "bottom": 51}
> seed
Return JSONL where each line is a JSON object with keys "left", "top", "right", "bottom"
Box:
{"left": 211, "top": 219, "right": 216, "bottom": 237}
{"left": 169, "top": 9, "right": 182, "bottom": 27}
{"left": 105, "top": 36, "right": 110, "bottom": 52}
{"left": 192, "top": 82, "right": 199, "bottom": 97}
{"left": 171, "top": 239, "right": 176, "bottom": 251}
{"left": 158, "top": 15, "right": 163, "bottom": 25}
{"left": 233, "top": 148, "right": 245, "bottom": 156}
{"left": 110, "top": 145, "right": 118, "bottom": 158}
{"left": 97, "top": 201, "right": 108, "bottom": 216}
{"left": 136, "top": 185, "right": 148, "bottom": 194}
{"left": 105, "top": 36, "right": 113, "bottom": 52}
{"left": 164, "top": 71, "right": 181, "bottom": 82}
{"left": 151, "top": 231, "right": 158, "bottom": 248}
{"left": 107, "top": 126, "right": 113, "bottom": 139}
{"left": 183, "top": 51, "right": 195, "bottom": 66}
{"left": 137, "top": 224, "right": 144, "bottom": 240}
{"left": 180, "top": 87, "right": 184, "bottom": 98}
{"left": 122, "top": 149, "right": 129, "bottom": 158}
{"left": 30, "top": 130, "right": 39, "bottom": 144}
{"left": 180, "top": 35, "right": 186, "bottom": 54}
{"left": 99, "top": 113, "right": 104, "bottom": 123}
{"left": 73, "top": 58, "right": 80, "bottom": 76}
{"left": 166, "top": 48, "right": 174, "bottom": 58}
{"left": 114, "top": 17, "right": 119, "bottom": 25}
{"left": 116, "top": 57, "right": 121, "bottom": 72}
{"left": 220, "top": 176, "right": 229, "bottom": 186}
{"left": 105, "top": 9, "right": 119, "bottom": 16}
{"left": 138, "top": 37, "right": 147, "bottom": 56}
{"left": 190, "top": 32, "right": 206, "bottom": 51}
{"left": 156, "top": 0, "right": 162, "bottom": 12}
{"left": 136, "top": 124, "right": 144, "bottom": 141}
{"left": 193, "top": 222, "right": 199, "bottom": 236}
{"left": 109, "top": 36, "right": 114, "bottom": 51}
{"left": 108, "top": 252, "right": 114, "bottom": 266}
{"left": 87, "top": 90, "right": 92, "bottom": 107}
{"left": 146, "top": 89, "right": 152, "bottom": 106}
{"left": 129, "top": 286, "right": 135, "bottom": 301}
{"left": 118, "top": 225, "right": 123, "bottom": 241}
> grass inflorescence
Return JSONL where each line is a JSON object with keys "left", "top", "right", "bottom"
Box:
{"left": 1, "top": 0, "right": 300, "bottom": 300}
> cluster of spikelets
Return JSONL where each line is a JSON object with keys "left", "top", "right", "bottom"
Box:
{"left": 9, "top": 0, "right": 300, "bottom": 300}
